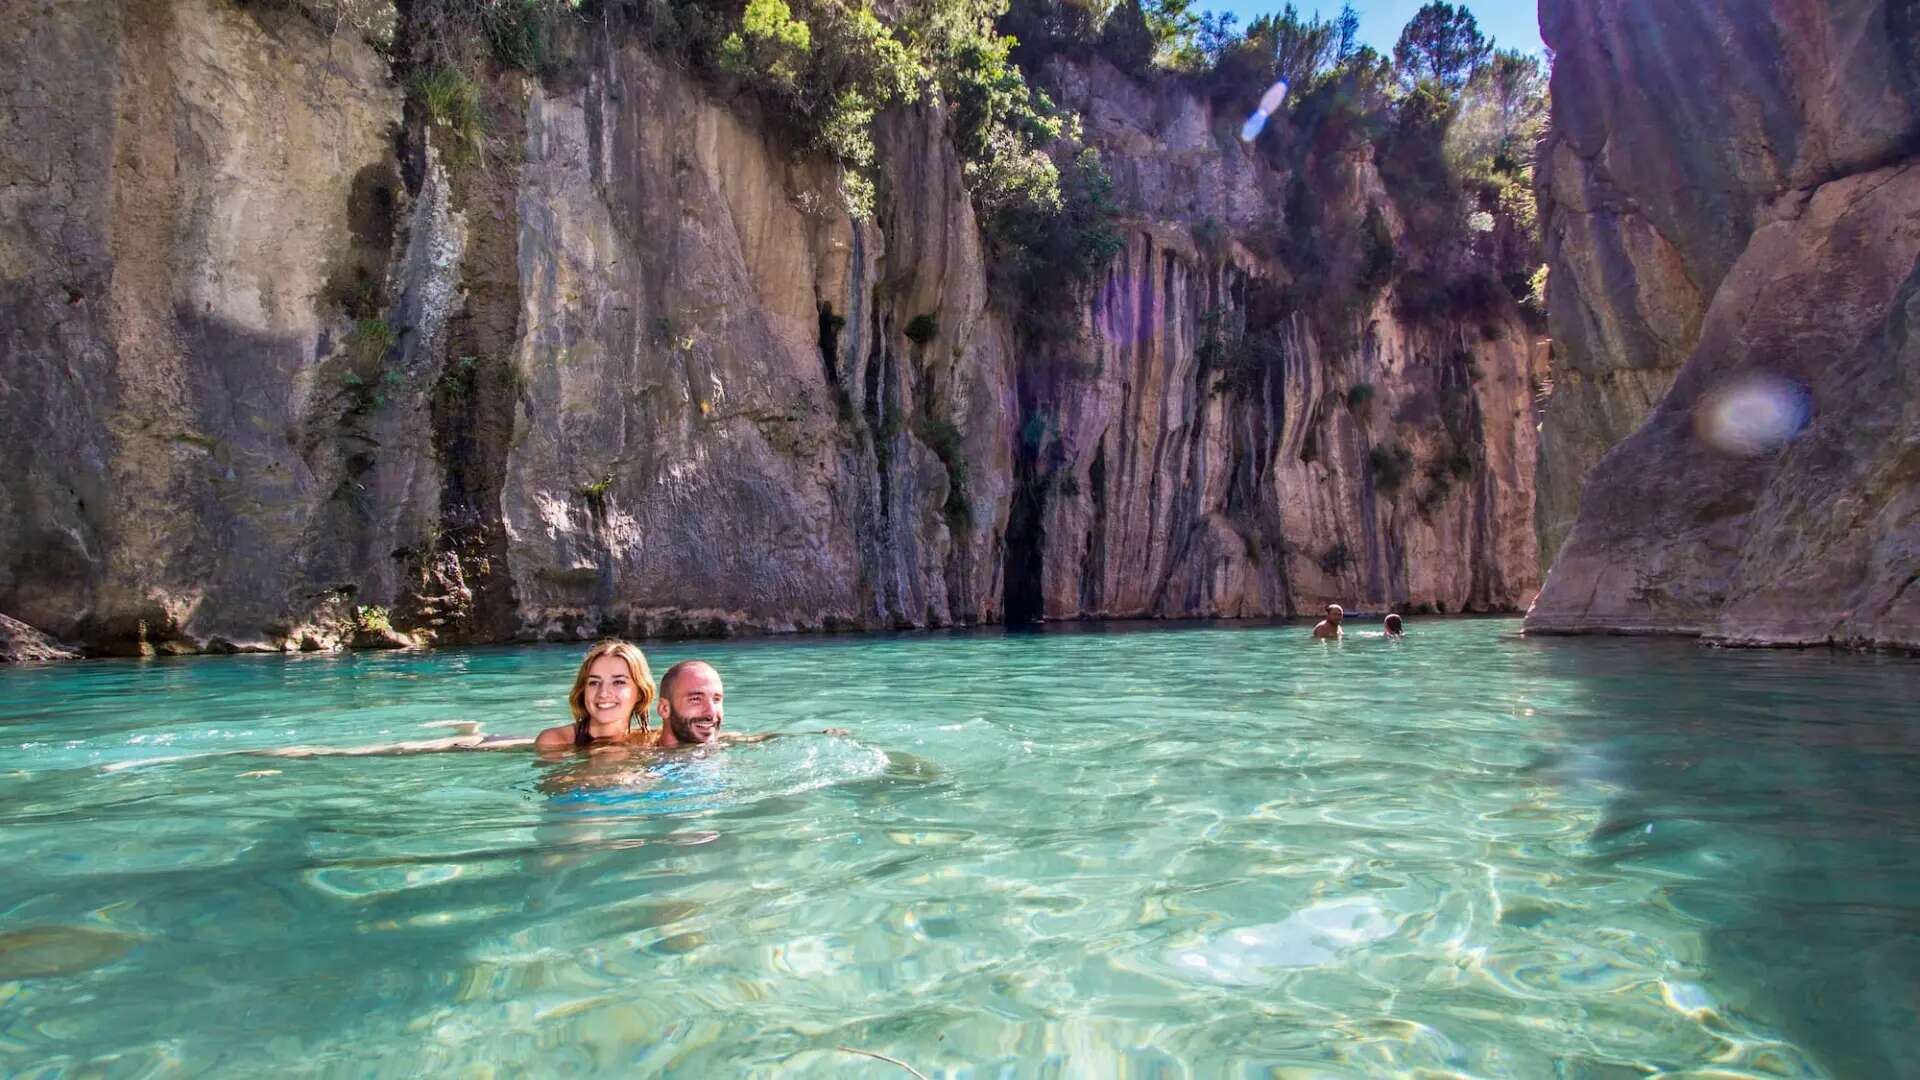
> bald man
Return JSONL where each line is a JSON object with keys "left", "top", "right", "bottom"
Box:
{"left": 653, "top": 659, "right": 846, "bottom": 748}
{"left": 1313, "top": 603, "right": 1345, "bottom": 640}
{"left": 654, "top": 660, "right": 732, "bottom": 747}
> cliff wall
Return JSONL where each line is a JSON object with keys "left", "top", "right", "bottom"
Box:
{"left": 0, "top": 1, "right": 1541, "bottom": 657}
{"left": 1529, "top": 0, "right": 1920, "bottom": 648}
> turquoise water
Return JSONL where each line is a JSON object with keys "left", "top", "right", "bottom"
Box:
{"left": 2, "top": 619, "right": 1918, "bottom": 1078}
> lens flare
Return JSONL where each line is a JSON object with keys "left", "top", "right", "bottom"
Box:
{"left": 1693, "top": 372, "right": 1811, "bottom": 456}
{"left": 1238, "top": 80, "right": 1290, "bottom": 143}
{"left": 1257, "top": 79, "right": 1290, "bottom": 114}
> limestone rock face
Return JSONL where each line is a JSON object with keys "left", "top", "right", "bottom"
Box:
{"left": 0, "top": 3, "right": 1541, "bottom": 657}
{"left": 1534, "top": 0, "right": 1920, "bottom": 564}
{"left": 0, "top": 0, "right": 405, "bottom": 655}
{"left": 1530, "top": 0, "right": 1920, "bottom": 647}
{"left": 0, "top": 614, "right": 79, "bottom": 663}
{"left": 497, "top": 47, "right": 1014, "bottom": 639}
{"left": 1026, "top": 61, "right": 1540, "bottom": 619}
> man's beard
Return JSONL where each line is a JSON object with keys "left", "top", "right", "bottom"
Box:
{"left": 665, "top": 704, "right": 721, "bottom": 744}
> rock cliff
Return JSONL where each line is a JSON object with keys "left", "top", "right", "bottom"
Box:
{"left": 0, "top": 1, "right": 1540, "bottom": 657}
{"left": 1529, "top": 0, "right": 1920, "bottom": 649}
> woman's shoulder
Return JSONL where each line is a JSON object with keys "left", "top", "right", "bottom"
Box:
{"left": 535, "top": 723, "right": 580, "bottom": 748}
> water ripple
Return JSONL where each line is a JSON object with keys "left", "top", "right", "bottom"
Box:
{"left": 0, "top": 623, "right": 1916, "bottom": 1075}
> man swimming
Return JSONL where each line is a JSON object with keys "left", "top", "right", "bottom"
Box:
{"left": 1313, "top": 603, "right": 1344, "bottom": 640}
{"left": 652, "top": 659, "right": 846, "bottom": 748}
{"left": 654, "top": 660, "right": 729, "bottom": 747}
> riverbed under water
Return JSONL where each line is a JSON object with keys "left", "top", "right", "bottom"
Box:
{"left": 2, "top": 618, "right": 1917, "bottom": 1077}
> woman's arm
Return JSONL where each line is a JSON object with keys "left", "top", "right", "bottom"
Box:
{"left": 260, "top": 733, "right": 536, "bottom": 757}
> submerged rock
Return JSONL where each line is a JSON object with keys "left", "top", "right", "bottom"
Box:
{"left": 1167, "top": 897, "right": 1398, "bottom": 985}
{"left": 0, "top": 925, "right": 139, "bottom": 980}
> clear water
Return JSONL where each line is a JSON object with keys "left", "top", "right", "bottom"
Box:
{"left": 2, "top": 619, "right": 1918, "bottom": 1078}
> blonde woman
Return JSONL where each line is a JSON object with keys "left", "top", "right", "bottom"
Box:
{"left": 535, "top": 640, "right": 660, "bottom": 750}
{"left": 244, "top": 641, "right": 658, "bottom": 760}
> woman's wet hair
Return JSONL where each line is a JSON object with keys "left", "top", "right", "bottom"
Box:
{"left": 567, "top": 640, "right": 659, "bottom": 734}
{"left": 1384, "top": 613, "right": 1404, "bottom": 633}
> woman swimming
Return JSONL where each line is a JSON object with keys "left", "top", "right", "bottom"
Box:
{"left": 229, "top": 641, "right": 658, "bottom": 760}
{"left": 534, "top": 640, "right": 660, "bottom": 750}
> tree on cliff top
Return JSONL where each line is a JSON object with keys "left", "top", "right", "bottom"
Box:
{"left": 1202, "top": 4, "right": 1360, "bottom": 106}
{"left": 1392, "top": 1, "right": 1490, "bottom": 92}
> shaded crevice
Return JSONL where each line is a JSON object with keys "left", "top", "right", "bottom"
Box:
{"left": 1079, "top": 436, "right": 1108, "bottom": 614}
{"left": 817, "top": 300, "right": 843, "bottom": 385}
{"left": 1002, "top": 431, "right": 1047, "bottom": 625}
{"left": 1003, "top": 350, "right": 1053, "bottom": 625}
{"left": 396, "top": 76, "right": 526, "bottom": 644}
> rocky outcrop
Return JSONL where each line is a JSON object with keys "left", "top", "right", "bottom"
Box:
{"left": 490, "top": 43, "right": 1020, "bottom": 639}
{"left": 0, "top": 614, "right": 80, "bottom": 663}
{"left": 0, "top": 1, "right": 1541, "bottom": 658}
{"left": 1017, "top": 62, "right": 1540, "bottom": 620}
{"left": 1528, "top": 0, "right": 1920, "bottom": 649}
{"left": 1533, "top": 0, "right": 1920, "bottom": 568}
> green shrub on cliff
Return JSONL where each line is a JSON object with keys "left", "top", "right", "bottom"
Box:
{"left": 411, "top": 66, "right": 486, "bottom": 165}
{"left": 719, "top": 0, "right": 814, "bottom": 90}
{"left": 1368, "top": 443, "right": 1414, "bottom": 492}
{"left": 913, "top": 415, "right": 973, "bottom": 530}
{"left": 915, "top": 4, "right": 1078, "bottom": 217}
{"left": 989, "top": 148, "right": 1124, "bottom": 330}
{"left": 406, "top": 0, "right": 583, "bottom": 71}
{"left": 904, "top": 313, "right": 940, "bottom": 344}
{"left": 708, "top": 0, "right": 923, "bottom": 217}
{"left": 694, "top": 0, "right": 1074, "bottom": 224}
{"left": 348, "top": 317, "right": 397, "bottom": 367}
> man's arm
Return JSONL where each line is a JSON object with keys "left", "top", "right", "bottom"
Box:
{"left": 715, "top": 728, "right": 850, "bottom": 745}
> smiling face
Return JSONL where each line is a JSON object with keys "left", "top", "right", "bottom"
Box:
{"left": 582, "top": 654, "right": 641, "bottom": 731}
{"left": 659, "top": 663, "right": 724, "bottom": 745}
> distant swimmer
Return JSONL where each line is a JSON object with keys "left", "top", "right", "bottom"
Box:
{"left": 535, "top": 640, "right": 660, "bottom": 751}
{"left": 1313, "top": 603, "right": 1344, "bottom": 640}
{"left": 1383, "top": 613, "right": 1405, "bottom": 638}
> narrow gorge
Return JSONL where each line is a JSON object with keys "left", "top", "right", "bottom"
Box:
{"left": 1, "top": 0, "right": 1546, "bottom": 658}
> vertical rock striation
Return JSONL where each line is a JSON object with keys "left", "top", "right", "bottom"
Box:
{"left": 1529, "top": 0, "right": 1920, "bottom": 648}
{"left": 1021, "top": 60, "right": 1540, "bottom": 620}
{"left": 494, "top": 45, "right": 1015, "bottom": 640}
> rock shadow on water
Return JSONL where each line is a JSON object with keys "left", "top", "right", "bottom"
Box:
{"left": 1529, "top": 637, "right": 1920, "bottom": 1077}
